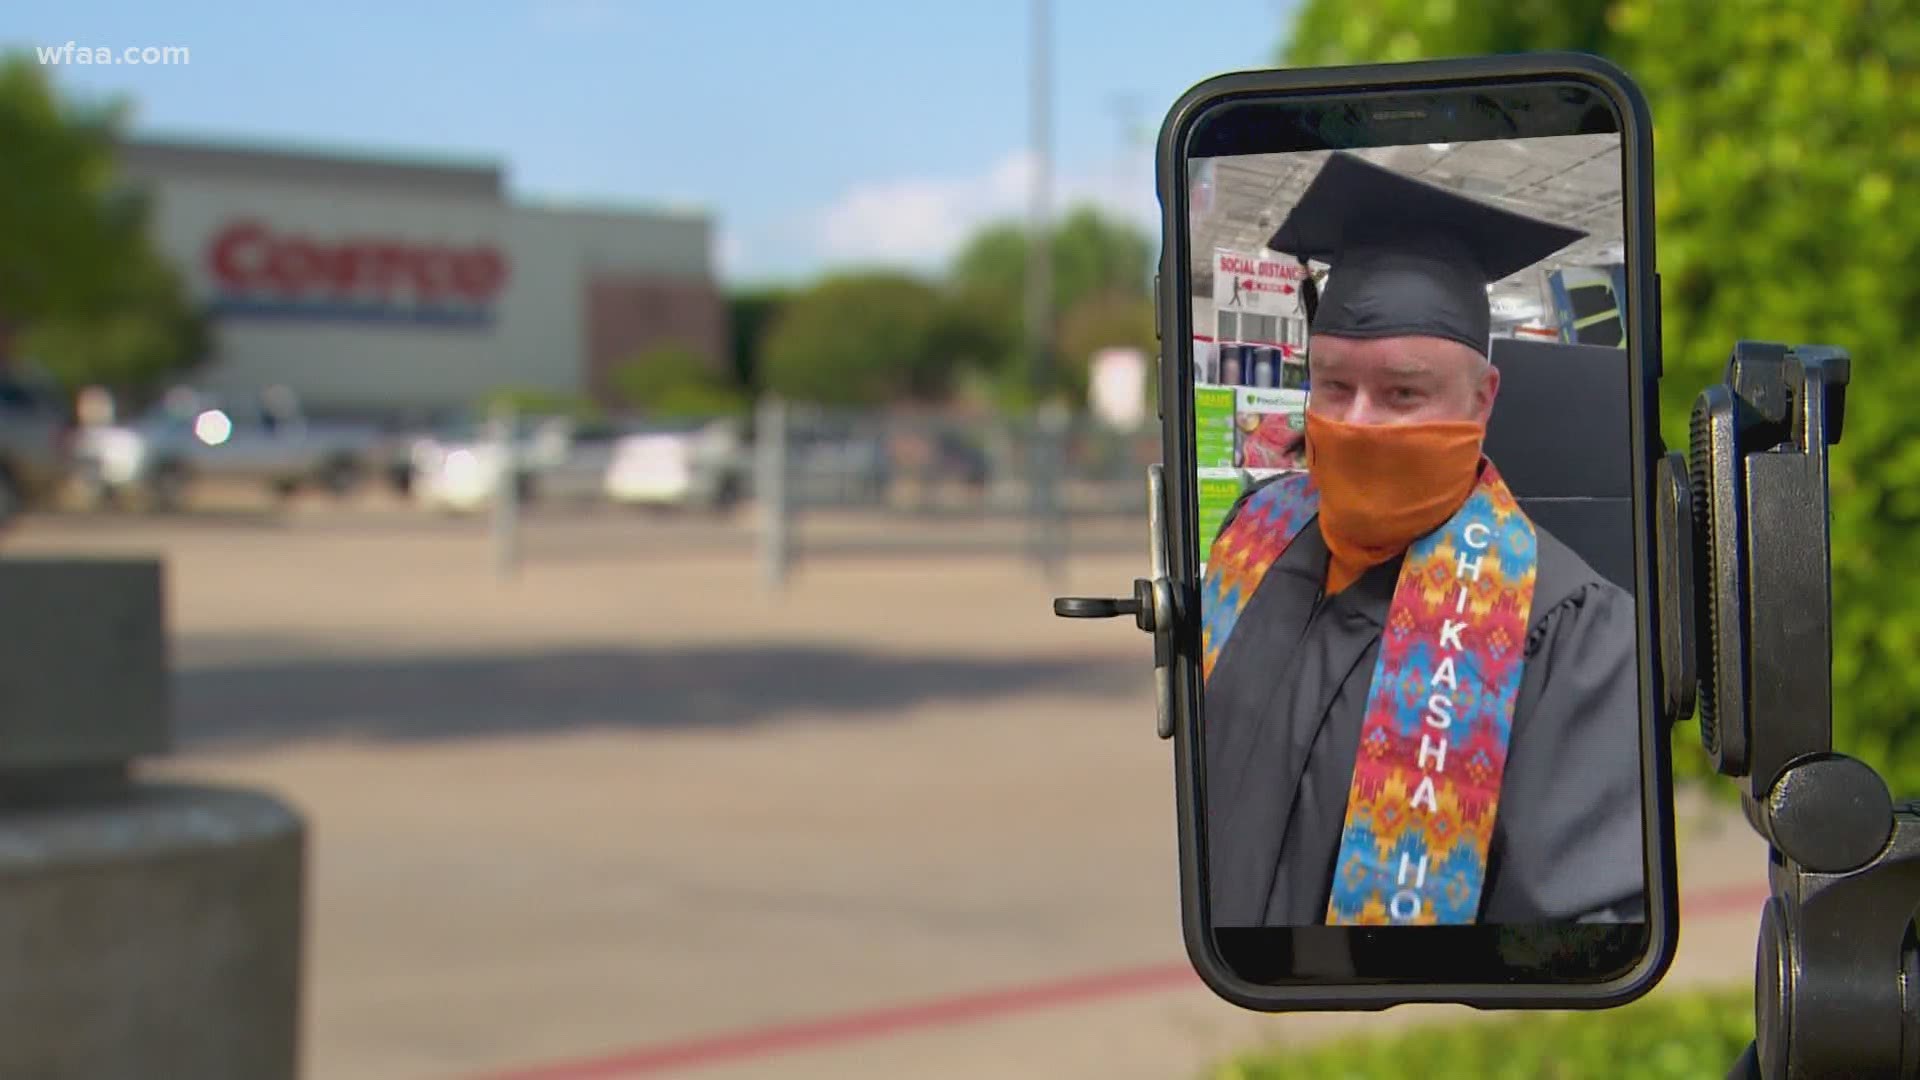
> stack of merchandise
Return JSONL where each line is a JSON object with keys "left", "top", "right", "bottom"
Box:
{"left": 1194, "top": 372, "right": 1308, "bottom": 555}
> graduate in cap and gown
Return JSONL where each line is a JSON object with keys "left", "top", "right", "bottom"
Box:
{"left": 1202, "top": 152, "right": 1645, "bottom": 928}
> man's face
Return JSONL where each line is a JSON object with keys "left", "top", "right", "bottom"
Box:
{"left": 1306, "top": 334, "right": 1499, "bottom": 426}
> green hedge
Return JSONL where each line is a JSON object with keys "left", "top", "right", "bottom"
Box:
{"left": 1210, "top": 987, "right": 1753, "bottom": 1080}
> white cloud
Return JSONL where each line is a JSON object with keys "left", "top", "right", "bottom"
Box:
{"left": 811, "top": 149, "right": 1160, "bottom": 272}
{"left": 816, "top": 181, "right": 978, "bottom": 266}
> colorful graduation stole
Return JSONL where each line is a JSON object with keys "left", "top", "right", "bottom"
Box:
{"left": 1200, "top": 464, "right": 1538, "bottom": 926}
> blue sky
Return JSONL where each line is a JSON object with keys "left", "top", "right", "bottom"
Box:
{"left": 8, "top": 0, "right": 1296, "bottom": 286}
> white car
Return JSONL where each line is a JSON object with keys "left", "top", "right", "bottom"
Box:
{"left": 604, "top": 419, "right": 747, "bottom": 512}
{"left": 411, "top": 436, "right": 516, "bottom": 513}
{"left": 412, "top": 417, "right": 627, "bottom": 513}
{"left": 76, "top": 388, "right": 377, "bottom": 510}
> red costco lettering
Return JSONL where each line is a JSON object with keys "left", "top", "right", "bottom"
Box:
{"left": 208, "top": 220, "right": 269, "bottom": 287}
{"left": 204, "top": 220, "right": 511, "bottom": 304}
{"left": 451, "top": 249, "right": 508, "bottom": 296}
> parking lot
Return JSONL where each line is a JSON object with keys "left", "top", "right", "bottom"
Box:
{"left": 7, "top": 500, "right": 1773, "bottom": 1080}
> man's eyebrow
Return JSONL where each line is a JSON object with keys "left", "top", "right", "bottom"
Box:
{"left": 1380, "top": 362, "right": 1437, "bottom": 379}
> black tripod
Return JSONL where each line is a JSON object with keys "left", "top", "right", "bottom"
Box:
{"left": 1671, "top": 342, "right": 1920, "bottom": 1078}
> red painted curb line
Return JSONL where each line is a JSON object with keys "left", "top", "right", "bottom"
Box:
{"left": 464, "top": 963, "right": 1199, "bottom": 1080}
{"left": 464, "top": 881, "right": 1773, "bottom": 1080}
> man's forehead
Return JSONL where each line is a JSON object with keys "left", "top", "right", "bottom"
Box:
{"left": 1310, "top": 335, "right": 1482, "bottom": 372}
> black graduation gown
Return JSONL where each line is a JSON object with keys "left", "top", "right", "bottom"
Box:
{"left": 1203, "top": 504, "right": 1645, "bottom": 928}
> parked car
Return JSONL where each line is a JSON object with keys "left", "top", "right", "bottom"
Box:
{"left": 0, "top": 370, "right": 75, "bottom": 525}
{"left": 375, "top": 408, "right": 467, "bottom": 496}
{"left": 74, "top": 388, "right": 381, "bottom": 511}
{"left": 528, "top": 419, "right": 626, "bottom": 504}
{"left": 604, "top": 418, "right": 748, "bottom": 513}
{"left": 411, "top": 416, "right": 628, "bottom": 513}
{"left": 409, "top": 418, "right": 531, "bottom": 513}
{"left": 788, "top": 430, "right": 889, "bottom": 507}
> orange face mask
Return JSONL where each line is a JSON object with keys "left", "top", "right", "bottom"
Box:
{"left": 1304, "top": 411, "right": 1486, "bottom": 595}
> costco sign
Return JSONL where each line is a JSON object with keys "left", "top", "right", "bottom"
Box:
{"left": 205, "top": 220, "right": 511, "bottom": 327}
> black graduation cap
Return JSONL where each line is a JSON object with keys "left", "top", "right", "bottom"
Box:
{"left": 1265, "top": 151, "right": 1588, "bottom": 357}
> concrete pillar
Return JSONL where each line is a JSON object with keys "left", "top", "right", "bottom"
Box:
{"left": 0, "top": 779, "right": 304, "bottom": 1080}
{"left": 0, "top": 559, "right": 304, "bottom": 1080}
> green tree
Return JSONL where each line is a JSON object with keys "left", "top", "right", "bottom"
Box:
{"left": 0, "top": 54, "right": 206, "bottom": 391}
{"left": 925, "top": 267, "right": 1028, "bottom": 411}
{"left": 16, "top": 244, "right": 209, "bottom": 393}
{"left": 1277, "top": 1, "right": 1920, "bottom": 790}
{"left": 0, "top": 55, "right": 126, "bottom": 327}
{"left": 1057, "top": 291, "right": 1157, "bottom": 407}
{"left": 1280, "top": 0, "right": 1616, "bottom": 66}
{"left": 759, "top": 271, "right": 948, "bottom": 406}
{"left": 948, "top": 205, "right": 1155, "bottom": 402}
{"left": 949, "top": 222, "right": 1024, "bottom": 301}
{"left": 479, "top": 386, "right": 602, "bottom": 422}
{"left": 727, "top": 286, "right": 794, "bottom": 394}
{"left": 612, "top": 343, "right": 748, "bottom": 418}
{"left": 1612, "top": 0, "right": 1920, "bottom": 787}
{"left": 1051, "top": 207, "right": 1155, "bottom": 308}
{"left": 950, "top": 205, "right": 1154, "bottom": 315}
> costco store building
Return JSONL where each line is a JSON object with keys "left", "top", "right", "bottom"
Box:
{"left": 116, "top": 136, "right": 726, "bottom": 420}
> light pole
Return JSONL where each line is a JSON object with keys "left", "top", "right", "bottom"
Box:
{"left": 1026, "top": 0, "right": 1062, "bottom": 579}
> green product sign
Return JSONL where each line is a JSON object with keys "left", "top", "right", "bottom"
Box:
{"left": 1198, "top": 475, "right": 1247, "bottom": 556}
{"left": 1194, "top": 387, "right": 1238, "bottom": 470}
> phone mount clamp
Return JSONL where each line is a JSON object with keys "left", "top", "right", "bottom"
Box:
{"left": 1679, "top": 342, "right": 1920, "bottom": 1079}
{"left": 1053, "top": 464, "right": 1183, "bottom": 739}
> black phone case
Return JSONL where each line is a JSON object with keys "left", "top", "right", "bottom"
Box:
{"left": 1152, "top": 51, "right": 1679, "bottom": 1011}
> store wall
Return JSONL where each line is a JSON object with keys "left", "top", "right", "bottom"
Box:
{"left": 129, "top": 157, "right": 718, "bottom": 417}
{"left": 137, "top": 173, "right": 522, "bottom": 413}
{"left": 514, "top": 205, "right": 721, "bottom": 409}
{"left": 583, "top": 272, "right": 726, "bottom": 407}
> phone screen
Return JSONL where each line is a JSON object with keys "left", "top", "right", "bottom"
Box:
{"left": 1182, "top": 84, "right": 1655, "bottom": 986}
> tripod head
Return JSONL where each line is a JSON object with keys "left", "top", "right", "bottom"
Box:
{"left": 1666, "top": 343, "right": 1920, "bottom": 1079}
{"left": 1684, "top": 342, "right": 1849, "bottom": 798}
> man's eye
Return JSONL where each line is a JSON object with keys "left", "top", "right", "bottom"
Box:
{"left": 1390, "top": 387, "right": 1424, "bottom": 404}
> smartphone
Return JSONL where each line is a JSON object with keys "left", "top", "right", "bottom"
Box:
{"left": 1154, "top": 53, "right": 1678, "bottom": 1010}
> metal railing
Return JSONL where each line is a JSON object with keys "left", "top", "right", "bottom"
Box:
{"left": 755, "top": 399, "right": 1157, "bottom": 587}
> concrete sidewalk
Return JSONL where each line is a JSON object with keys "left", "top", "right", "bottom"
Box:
{"left": 155, "top": 714, "right": 1767, "bottom": 1080}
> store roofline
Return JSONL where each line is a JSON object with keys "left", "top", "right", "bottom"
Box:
{"left": 122, "top": 130, "right": 505, "bottom": 175}
{"left": 118, "top": 131, "right": 504, "bottom": 201}
{"left": 512, "top": 190, "right": 712, "bottom": 223}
